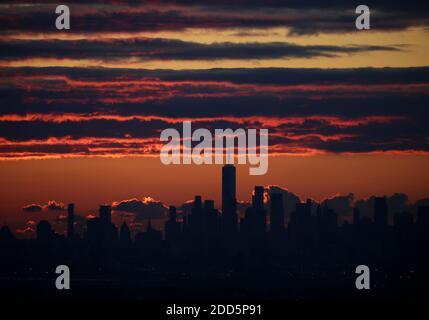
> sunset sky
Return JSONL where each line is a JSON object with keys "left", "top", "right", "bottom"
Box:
{"left": 1, "top": 1, "right": 429, "bottom": 235}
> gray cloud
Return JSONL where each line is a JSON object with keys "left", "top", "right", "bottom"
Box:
{"left": 22, "top": 200, "right": 65, "bottom": 212}
{"left": 266, "top": 185, "right": 301, "bottom": 223}
{"left": 1, "top": 1, "right": 428, "bottom": 35}
{"left": 22, "top": 204, "right": 43, "bottom": 212}
{"left": 112, "top": 197, "right": 168, "bottom": 220}
{"left": 1, "top": 67, "right": 428, "bottom": 156}
{"left": 322, "top": 193, "right": 355, "bottom": 217}
{"left": 0, "top": 39, "right": 399, "bottom": 61}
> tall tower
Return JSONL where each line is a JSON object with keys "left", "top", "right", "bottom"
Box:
{"left": 67, "top": 203, "right": 74, "bottom": 239}
{"left": 99, "top": 205, "right": 112, "bottom": 224}
{"left": 244, "top": 186, "right": 266, "bottom": 235}
{"left": 222, "top": 164, "right": 237, "bottom": 234}
{"left": 120, "top": 221, "right": 131, "bottom": 243}
{"left": 190, "top": 195, "right": 203, "bottom": 233}
{"left": 165, "top": 206, "right": 180, "bottom": 243}
{"left": 222, "top": 165, "right": 236, "bottom": 214}
{"left": 252, "top": 186, "right": 264, "bottom": 211}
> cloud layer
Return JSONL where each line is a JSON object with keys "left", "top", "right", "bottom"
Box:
{"left": 1, "top": 2, "right": 428, "bottom": 159}
{"left": 112, "top": 197, "right": 168, "bottom": 220}
{"left": 0, "top": 39, "right": 399, "bottom": 62}
{"left": 1, "top": 1, "right": 428, "bottom": 35}
{"left": 22, "top": 200, "right": 65, "bottom": 212}
{"left": 1, "top": 67, "right": 428, "bottom": 159}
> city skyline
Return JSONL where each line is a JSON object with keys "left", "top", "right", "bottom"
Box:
{"left": 1, "top": 164, "right": 428, "bottom": 301}
{"left": 5, "top": 163, "right": 429, "bottom": 243}
{"left": 5, "top": 164, "right": 429, "bottom": 240}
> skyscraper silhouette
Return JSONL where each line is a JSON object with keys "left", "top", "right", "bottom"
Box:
{"left": 204, "top": 200, "right": 219, "bottom": 235}
{"left": 36, "top": 220, "right": 54, "bottom": 242}
{"left": 240, "top": 186, "right": 267, "bottom": 254}
{"left": 99, "top": 205, "right": 112, "bottom": 224}
{"left": 165, "top": 206, "right": 180, "bottom": 243}
{"left": 1, "top": 164, "right": 429, "bottom": 301}
{"left": 189, "top": 195, "right": 204, "bottom": 234}
{"left": 86, "top": 204, "right": 117, "bottom": 245}
{"left": 120, "top": 221, "right": 131, "bottom": 243}
{"left": 222, "top": 164, "right": 237, "bottom": 235}
{"left": 252, "top": 186, "right": 266, "bottom": 234}
{"left": 289, "top": 199, "right": 313, "bottom": 251}
{"left": 252, "top": 186, "right": 264, "bottom": 211}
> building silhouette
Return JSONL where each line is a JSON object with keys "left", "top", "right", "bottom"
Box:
{"left": 86, "top": 205, "right": 117, "bottom": 245}
{"left": 165, "top": 206, "right": 180, "bottom": 244}
{"left": 242, "top": 186, "right": 266, "bottom": 236}
{"left": 36, "top": 220, "right": 55, "bottom": 242}
{"left": 119, "top": 221, "right": 131, "bottom": 244}
{"left": 1, "top": 164, "right": 429, "bottom": 300}
{"left": 221, "top": 164, "right": 237, "bottom": 235}
{"left": 100, "top": 204, "right": 112, "bottom": 224}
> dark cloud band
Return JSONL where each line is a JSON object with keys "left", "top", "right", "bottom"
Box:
{"left": 1, "top": 1, "right": 428, "bottom": 35}
{"left": 0, "top": 39, "right": 400, "bottom": 61}
{"left": 1, "top": 67, "right": 428, "bottom": 157}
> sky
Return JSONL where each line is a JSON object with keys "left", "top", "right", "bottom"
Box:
{"left": 0, "top": 0, "right": 429, "bottom": 236}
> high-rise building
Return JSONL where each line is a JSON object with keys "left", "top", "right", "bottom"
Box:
{"left": 295, "top": 199, "right": 312, "bottom": 225}
{"left": 67, "top": 203, "right": 74, "bottom": 239}
{"left": 194, "top": 196, "right": 202, "bottom": 209}
{"left": 252, "top": 186, "right": 264, "bottom": 211}
{"left": 189, "top": 196, "right": 203, "bottom": 233}
{"left": 165, "top": 206, "right": 180, "bottom": 243}
{"left": 37, "top": 220, "right": 54, "bottom": 242}
{"left": 86, "top": 204, "right": 117, "bottom": 244}
{"left": 204, "top": 200, "right": 214, "bottom": 211}
{"left": 204, "top": 200, "right": 219, "bottom": 234}
{"left": 119, "top": 221, "right": 131, "bottom": 243}
{"left": 222, "top": 164, "right": 236, "bottom": 213}
{"left": 99, "top": 205, "right": 112, "bottom": 224}
{"left": 221, "top": 165, "right": 237, "bottom": 234}
{"left": 289, "top": 199, "right": 313, "bottom": 249}
{"left": 242, "top": 186, "right": 266, "bottom": 238}
{"left": 135, "top": 220, "right": 162, "bottom": 256}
